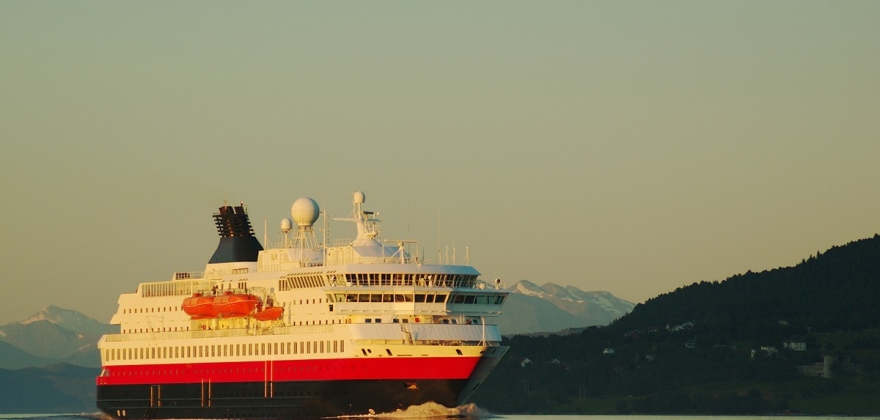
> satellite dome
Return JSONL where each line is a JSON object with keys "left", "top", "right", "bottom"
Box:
{"left": 280, "top": 218, "right": 292, "bottom": 233}
{"left": 291, "top": 197, "right": 320, "bottom": 227}
{"left": 353, "top": 191, "right": 366, "bottom": 204}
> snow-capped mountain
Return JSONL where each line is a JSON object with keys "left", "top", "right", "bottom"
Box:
{"left": 513, "top": 280, "right": 634, "bottom": 318}
{"left": 497, "top": 280, "right": 634, "bottom": 335}
{"left": 0, "top": 306, "right": 113, "bottom": 368}
{"left": 19, "top": 305, "right": 115, "bottom": 334}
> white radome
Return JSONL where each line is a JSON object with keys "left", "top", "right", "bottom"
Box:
{"left": 291, "top": 197, "right": 320, "bottom": 226}
{"left": 280, "top": 218, "right": 292, "bottom": 233}
{"left": 353, "top": 191, "right": 365, "bottom": 204}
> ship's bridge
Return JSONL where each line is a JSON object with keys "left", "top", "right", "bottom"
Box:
{"left": 323, "top": 286, "right": 507, "bottom": 317}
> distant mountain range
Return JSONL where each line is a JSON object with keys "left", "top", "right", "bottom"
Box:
{"left": 497, "top": 280, "right": 634, "bottom": 335}
{"left": 0, "top": 305, "right": 113, "bottom": 369}
{"left": 19, "top": 305, "right": 115, "bottom": 335}
{"left": 0, "top": 306, "right": 109, "bottom": 413}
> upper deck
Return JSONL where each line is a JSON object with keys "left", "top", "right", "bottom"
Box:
{"left": 107, "top": 192, "right": 507, "bottom": 334}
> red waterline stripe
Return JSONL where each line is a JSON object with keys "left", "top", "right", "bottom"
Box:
{"left": 96, "top": 356, "right": 481, "bottom": 386}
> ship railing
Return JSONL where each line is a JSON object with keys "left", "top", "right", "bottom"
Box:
{"left": 140, "top": 279, "right": 215, "bottom": 298}
{"left": 353, "top": 339, "right": 500, "bottom": 346}
{"left": 102, "top": 324, "right": 337, "bottom": 342}
{"left": 325, "top": 240, "right": 423, "bottom": 266}
{"left": 329, "top": 238, "right": 352, "bottom": 247}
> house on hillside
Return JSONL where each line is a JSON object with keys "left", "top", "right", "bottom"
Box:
{"left": 752, "top": 346, "right": 778, "bottom": 358}
{"left": 784, "top": 341, "right": 806, "bottom": 351}
{"left": 798, "top": 355, "right": 854, "bottom": 378}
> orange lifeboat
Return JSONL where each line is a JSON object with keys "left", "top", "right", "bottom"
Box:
{"left": 213, "top": 292, "right": 259, "bottom": 318}
{"left": 253, "top": 306, "right": 284, "bottom": 321}
{"left": 181, "top": 293, "right": 216, "bottom": 319}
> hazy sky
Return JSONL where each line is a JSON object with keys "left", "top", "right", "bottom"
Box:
{"left": 2, "top": 1, "right": 879, "bottom": 324}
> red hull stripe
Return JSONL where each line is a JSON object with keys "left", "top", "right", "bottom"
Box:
{"left": 97, "top": 356, "right": 481, "bottom": 386}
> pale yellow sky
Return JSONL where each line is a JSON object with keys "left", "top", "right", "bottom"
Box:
{"left": 1, "top": 1, "right": 878, "bottom": 324}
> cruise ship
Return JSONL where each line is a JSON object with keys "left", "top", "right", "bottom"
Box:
{"left": 96, "top": 192, "right": 509, "bottom": 419}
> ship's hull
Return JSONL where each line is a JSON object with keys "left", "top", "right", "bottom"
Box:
{"left": 98, "top": 378, "right": 465, "bottom": 419}
{"left": 96, "top": 350, "right": 506, "bottom": 419}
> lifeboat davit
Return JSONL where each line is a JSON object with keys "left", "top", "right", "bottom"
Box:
{"left": 213, "top": 292, "right": 259, "bottom": 318}
{"left": 253, "top": 306, "right": 284, "bottom": 321}
{"left": 181, "top": 293, "right": 216, "bottom": 319}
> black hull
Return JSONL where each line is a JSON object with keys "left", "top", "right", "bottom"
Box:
{"left": 98, "top": 378, "right": 467, "bottom": 419}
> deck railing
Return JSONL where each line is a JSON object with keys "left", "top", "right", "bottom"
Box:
{"left": 102, "top": 324, "right": 336, "bottom": 342}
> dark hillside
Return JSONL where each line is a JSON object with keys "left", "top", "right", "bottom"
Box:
{"left": 0, "top": 363, "right": 99, "bottom": 413}
{"left": 614, "top": 234, "right": 880, "bottom": 334}
{"left": 472, "top": 234, "right": 880, "bottom": 415}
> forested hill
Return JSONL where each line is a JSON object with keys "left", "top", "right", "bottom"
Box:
{"left": 471, "top": 235, "right": 880, "bottom": 415}
{"left": 613, "top": 234, "right": 880, "bottom": 334}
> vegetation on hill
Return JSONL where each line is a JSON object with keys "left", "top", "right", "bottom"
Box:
{"left": 0, "top": 363, "right": 98, "bottom": 413}
{"left": 472, "top": 235, "right": 880, "bottom": 415}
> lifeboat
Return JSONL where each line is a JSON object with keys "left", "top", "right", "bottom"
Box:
{"left": 212, "top": 292, "right": 259, "bottom": 318}
{"left": 253, "top": 306, "right": 284, "bottom": 321}
{"left": 181, "top": 293, "right": 216, "bottom": 319}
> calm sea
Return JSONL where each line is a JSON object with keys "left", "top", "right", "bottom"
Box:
{"left": 2, "top": 415, "right": 879, "bottom": 420}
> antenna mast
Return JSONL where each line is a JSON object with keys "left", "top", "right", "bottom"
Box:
{"left": 322, "top": 209, "right": 328, "bottom": 262}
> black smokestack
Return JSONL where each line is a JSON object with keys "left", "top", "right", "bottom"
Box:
{"left": 208, "top": 204, "right": 264, "bottom": 264}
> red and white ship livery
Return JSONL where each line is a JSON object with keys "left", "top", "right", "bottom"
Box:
{"left": 96, "top": 192, "right": 508, "bottom": 419}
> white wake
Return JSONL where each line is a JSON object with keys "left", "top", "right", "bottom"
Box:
{"left": 335, "top": 401, "right": 494, "bottom": 419}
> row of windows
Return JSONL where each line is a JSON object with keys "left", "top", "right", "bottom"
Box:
{"left": 280, "top": 273, "right": 479, "bottom": 291}
{"left": 104, "top": 364, "right": 338, "bottom": 377}
{"left": 451, "top": 294, "right": 506, "bottom": 305}
{"left": 334, "top": 293, "right": 447, "bottom": 303}
{"left": 362, "top": 317, "right": 479, "bottom": 325}
{"left": 121, "top": 318, "right": 346, "bottom": 334}
{"left": 123, "top": 306, "right": 180, "bottom": 314}
{"left": 292, "top": 298, "right": 324, "bottom": 305}
{"left": 105, "top": 340, "right": 345, "bottom": 362}
{"left": 331, "top": 293, "right": 505, "bottom": 305}
{"left": 122, "top": 327, "right": 188, "bottom": 334}
{"left": 338, "top": 273, "right": 478, "bottom": 288}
